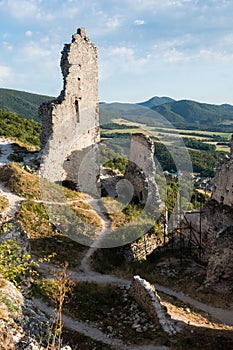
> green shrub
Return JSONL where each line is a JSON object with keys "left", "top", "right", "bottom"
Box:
{"left": 0, "top": 109, "right": 41, "bottom": 148}
{"left": 0, "top": 240, "right": 34, "bottom": 287}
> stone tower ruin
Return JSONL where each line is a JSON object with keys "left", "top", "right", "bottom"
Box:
{"left": 211, "top": 134, "right": 233, "bottom": 206}
{"left": 39, "top": 28, "right": 100, "bottom": 195}
{"left": 124, "top": 133, "right": 162, "bottom": 209}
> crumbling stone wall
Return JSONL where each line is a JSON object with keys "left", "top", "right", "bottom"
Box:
{"left": 124, "top": 133, "right": 161, "bottom": 208}
{"left": 180, "top": 136, "right": 233, "bottom": 260}
{"left": 123, "top": 231, "right": 163, "bottom": 261}
{"left": 129, "top": 275, "right": 177, "bottom": 335}
{"left": 179, "top": 138, "right": 233, "bottom": 291}
{"left": 205, "top": 226, "right": 233, "bottom": 291}
{"left": 39, "top": 28, "right": 99, "bottom": 194}
{"left": 181, "top": 200, "right": 233, "bottom": 260}
{"left": 211, "top": 135, "right": 233, "bottom": 206}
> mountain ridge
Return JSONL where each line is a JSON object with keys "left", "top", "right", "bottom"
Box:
{"left": 1, "top": 88, "right": 233, "bottom": 132}
{"left": 0, "top": 88, "right": 53, "bottom": 121}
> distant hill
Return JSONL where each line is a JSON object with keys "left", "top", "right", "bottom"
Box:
{"left": 0, "top": 88, "right": 53, "bottom": 121}
{"left": 221, "top": 103, "right": 233, "bottom": 112}
{"left": 99, "top": 103, "right": 122, "bottom": 124}
{"left": 101, "top": 99, "right": 233, "bottom": 132}
{"left": 138, "top": 96, "right": 175, "bottom": 108}
{"left": 99, "top": 102, "right": 165, "bottom": 127}
{"left": 152, "top": 100, "right": 233, "bottom": 130}
{"left": 1, "top": 88, "right": 233, "bottom": 132}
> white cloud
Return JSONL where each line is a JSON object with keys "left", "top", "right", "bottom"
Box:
{"left": 134, "top": 19, "right": 145, "bottom": 25}
{"left": 99, "top": 45, "right": 151, "bottom": 80}
{"left": 2, "top": 41, "right": 13, "bottom": 51}
{"left": 198, "top": 49, "right": 233, "bottom": 62}
{"left": 125, "top": 0, "right": 193, "bottom": 10}
{"left": 108, "top": 46, "right": 135, "bottom": 57}
{"left": 152, "top": 37, "right": 192, "bottom": 62}
{"left": 162, "top": 47, "right": 189, "bottom": 62}
{"left": 25, "top": 30, "right": 33, "bottom": 37}
{"left": 4, "top": 0, "right": 55, "bottom": 22}
{"left": 22, "top": 40, "right": 51, "bottom": 59}
{"left": 106, "top": 16, "right": 121, "bottom": 30}
{"left": 6, "top": 0, "right": 39, "bottom": 20}
{"left": 0, "top": 65, "right": 13, "bottom": 83}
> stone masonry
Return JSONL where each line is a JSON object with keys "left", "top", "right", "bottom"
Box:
{"left": 123, "top": 231, "right": 164, "bottom": 262}
{"left": 180, "top": 136, "right": 233, "bottom": 259}
{"left": 129, "top": 275, "right": 177, "bottom": 335}
{"left": 179, "top": 138, "right": 233, "bottom": 290}
{"left": 205, "top": 225, "right": 233, "bottom": 290}
{"left": 39, "top": 28, "right": 100, "bottom": 195}
{"left": 211, "top": 134, "right": 233, "bottom": 206}
{"left": 124, "top": 133, "right": 162, "bottom": 209}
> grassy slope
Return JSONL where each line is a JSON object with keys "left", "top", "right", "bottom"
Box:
{"left": 152, "top": 100, "right": 233, "bottom": 130}
{"left": 0, "top": 109, "right": 41, "bottom": 148}
{"left": 0, "top": 88, "right": 53, "bottom": 121}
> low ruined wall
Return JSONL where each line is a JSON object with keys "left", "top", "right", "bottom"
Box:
{"left": 129, "top": 275, "right": 177, "bottom": 335}
{"left": 124, "top": 232, "right": 163, "bottom": 261}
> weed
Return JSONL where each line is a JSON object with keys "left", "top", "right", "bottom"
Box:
{"left": 0, "top": 291, "right": 19, "bottom": 315}
{"left": 33, "top": 263, "right": 74, "bottom": 350}
{"left": 0, "top": 195, "right": 9, "bottom": 212}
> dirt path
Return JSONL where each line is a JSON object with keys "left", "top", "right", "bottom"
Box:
{"left": 80, "top": 198, "right": 112, "bottom": 273}
{"left": 0, "top": 182, "right": 24, "bottom": 219}
{"left": 38, "top": 260, "right": 233, "bottom": 327}
{"left": 38, "top": 260, "right": 130, "bottom": 288}
{"left": 33, "top": 298, "right": 169, "bottom": 350}
{"left": 0, "top": 138, "right": 24, "bottom": 219}
{"left": 155, "top": 283, "right": 233, "bottom": 326}
{"left": 0, "top": 137, "right": 13, "bottom": 166}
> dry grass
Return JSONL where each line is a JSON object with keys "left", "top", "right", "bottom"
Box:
{"left": 71, "top": 205, "right": 102, "bottom": 229}
{"left": 16, "top": 200, "right": 54, "bottom": 238}
{"left": 0, "top": 162, "right": 40, "bottom": 199}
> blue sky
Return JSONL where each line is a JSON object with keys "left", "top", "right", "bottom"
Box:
{"left": 1, "top": 0, "right": 233, "bottom": 104}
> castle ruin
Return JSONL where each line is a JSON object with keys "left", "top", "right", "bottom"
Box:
{"left": 124, "top": 133, "right": 162, "bottom": 209}
{"left": 211, "top": 135, "right": 233, "bottom": 206}
{"left": 39, "top": 28, "right": 100, "bottom": 195}
{"left": 179, "top": 138, "right": 233, "bottom": 290}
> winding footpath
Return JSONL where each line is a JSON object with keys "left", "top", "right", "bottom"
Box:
{"left": 80, "top": 198, "right": 112, "bottom": 273}
{"left": 155, "top": 284, "right": 233, "bottom": 326}
{"left": 0, "top": 138, "right": 24, "bottom": 219}
{"left": 33, "top": 299, "right": 169, "bottom": 350}
{"left": 0, "top": 137, "right": 233, "bottom": 349}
